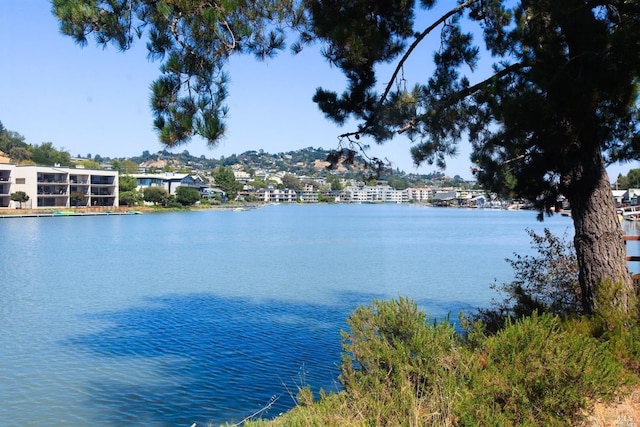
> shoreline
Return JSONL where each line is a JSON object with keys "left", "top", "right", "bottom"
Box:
{"left": 0, "top": 203, "right": 261, "bottom": 218}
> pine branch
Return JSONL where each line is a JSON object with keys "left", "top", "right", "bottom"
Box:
{"left": 338, "top": 0, "right": 481, "bottom": 141}
{"left": 397, "top": 62, "right": 524, "bottom": 134}
{"left": 369, "top": 0, "right": 481, "bottom": 129}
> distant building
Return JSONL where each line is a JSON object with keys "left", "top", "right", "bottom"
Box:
{"left": 130, "top": 172, "right": 207, "bottom": 195}
{"left": 342, "top": 183, "right": 408, "bottom": 203}
{"left": 612, "top": 189, "right": 626, "bottom": 206}
{"left": 406, "top": 187, "right": 434, "bottom": 202}
{"left": 625, "top": 189, "right": 640, "bottom": 205}
{"left": 256, "top": 186, "right": 297, "bottom": 203}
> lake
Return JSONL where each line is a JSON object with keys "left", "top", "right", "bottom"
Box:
{"left": 0, "top": 204, "right": 574, "bottom": 426}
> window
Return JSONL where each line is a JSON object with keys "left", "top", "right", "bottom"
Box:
{"left": 16, "top": 178, "right": 25, "bottom": 184}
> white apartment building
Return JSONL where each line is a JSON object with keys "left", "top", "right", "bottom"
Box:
{"left": 342, "top": 184, "right": 408, "bottom": 203}
{"left": 256, "top": 187, "right": 298, "bottom": 203}
{"left": 406, "top": 187, "right": 434, "bottom": 202}
{"left": 1, "top": 165, "right": 118, "bottom": 209}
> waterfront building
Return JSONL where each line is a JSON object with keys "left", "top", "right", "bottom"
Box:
{"left": 0, "top": 165, "right": 118, "bottom": 209}
{"left": 298, "top": 183, "right": 319, "bottom": 203}
{"left": 406, "top": 187, "right": 434, "bottom": 202}
{"left": 256, "top": 187, "right": 297, "bottom": 203}
{"left": 342, "top": 183, "right": 408, "bottom": 203}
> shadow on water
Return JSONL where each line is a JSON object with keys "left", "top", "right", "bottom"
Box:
{"left": 64, "top": 291, "right": 476, "bottom": 426}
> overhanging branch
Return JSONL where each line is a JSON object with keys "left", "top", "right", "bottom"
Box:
{"left": 338, "top": 0, "right": 481, "bottom": 141}
{"left": 398, "top": 62, "right": 524, "bottom": 134}
{"left": 368, "top": 0, "right": 481, "bottom": 129}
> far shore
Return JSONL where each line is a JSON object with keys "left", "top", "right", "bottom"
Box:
{"left": 0, "top": 203, "right": 262, "bottom": 217}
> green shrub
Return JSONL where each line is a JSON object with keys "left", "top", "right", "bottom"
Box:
{"left": 340, "top": 297, "right": 462, "bottom": 425}
{"left": 459, "top": 313, "right": 631, "bottom": 426}
{"left": 339, "top": 299, "right": 632, "bottom": 426}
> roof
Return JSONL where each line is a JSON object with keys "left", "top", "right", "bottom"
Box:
{"left": 130, "top": 172, "right": 189, "bottom": 181}
{"left": 433, "top": 190, "right": 457, "bottom": 201}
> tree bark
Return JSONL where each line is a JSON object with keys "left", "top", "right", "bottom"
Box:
{"left": 565, "top": 151, "right": 633, "bottom": 316}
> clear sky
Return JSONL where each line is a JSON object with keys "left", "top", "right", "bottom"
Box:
{"left": 1, "top": 1, "right": 638, "bottom": 181}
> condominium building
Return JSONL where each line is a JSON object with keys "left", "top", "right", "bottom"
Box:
{"left": 0, "top": 165, "right": 118, "bottom": 209}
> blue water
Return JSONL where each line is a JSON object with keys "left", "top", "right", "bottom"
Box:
{"left": 0, "top": 204, "right": 573, "bottom": 426}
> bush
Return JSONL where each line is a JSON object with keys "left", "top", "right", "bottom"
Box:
{"left": 340, "top": 297, "right": 461, "bottom": 425}
{"left": 118, "top": 190, "right": 141, "bottom": 206}
{"left": 143, "top": 186, "right": 169, "bottom": 205}
{"left": 476, "top": 228, "right": 581, "bottom": 332}
{"left": 460, "top": 313, "right": 631, "bottom": 426}
{"left": 175, "top": 186, "right": 201, "bottom": 206}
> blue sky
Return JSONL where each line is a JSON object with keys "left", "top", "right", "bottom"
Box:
{"left": 1, "top": 1, "right": 638, "bottom": 181}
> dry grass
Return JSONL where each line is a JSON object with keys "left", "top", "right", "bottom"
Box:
{"left": 584, "top": 386, "right": 640, "bottom": 427}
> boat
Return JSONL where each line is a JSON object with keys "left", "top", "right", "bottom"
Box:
{"left": 52, "top": 210, "right": 76, "bottom": 216}
{"left": 618, "top": 206, "right": 640, "bottom": 221}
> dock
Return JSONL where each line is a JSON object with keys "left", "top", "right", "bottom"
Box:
{"left": 0, "top": 210, "right": 142, "bottom": 219}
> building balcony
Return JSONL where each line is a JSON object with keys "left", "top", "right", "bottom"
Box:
{"left": 37, "top": 173, "right": 68, "bottom": 184}
{"left": 90, "top": 178, "right": 115, "bottom": 185}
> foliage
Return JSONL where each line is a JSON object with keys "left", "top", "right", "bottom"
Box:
{"left": 615, "top": 168, "right": 640, "bottom": 190}
{"left": 317, "top": 193, "right": 336, "bottom": 203}
{"left": 326, "top": 174, "right": 343, "bottom": 191}
{"left": 0, "top": 127, "right": 28, "bottom": 154}
{"left": 175, "top": 186, "right": 201, "bottom": 206}
{"left": 76, "top": 159, "right": 102, "bottom": 170}
{"left": 477, "top": 228, "right": 581, "bottom": 332}
{"left": 143, "top": 186, "right": 169, "bottom": 205}
{"left": 248, "top": 179, "right": 268, "bottom": 189}
{"left": 340, "top": 297, "right": 461, "bottom": 425}
{"left": 306, "top": 0, "right": 639, "bottom": 317}
{"left": 164, "top": 194, "right": 183, "bottom": 209}
{"left": 460, "top": 313, "right": 632, "bottom": 426}
{"left": 111, "top": 159, "right": 139, "bottom": 174}
{"left": 213, "top": 166, "right": 242, "bottom": 198}
{"left": 119, "top": 190, "right": 142, "bottom": 206}
{"left": 10, "top": 191, "right": 29, "bottom": 208}
{"left": 119, "top": 175, "right": 142, "bottom": 206}
{"left": 593, "top": 278, "right": 640, "bottom": 333}
{"left": 387, "top": 176, "right": 409, "bottom": 190}
{"left": 9, "top": 146, "right": 31, "bottom": 164}
{"left": 30, "top": 142, "right": 71, "bottom": 166}
{"left": 282, "top": 174, "right": 303, "bottom": 191}
{"left": 118, "top": 175, "right": 138, "bottom": 192}
{"left": 310, "top": 1, "right": 640, "bottom": 204}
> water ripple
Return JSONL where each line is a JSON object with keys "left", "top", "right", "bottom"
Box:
{"left": 63, "top": 293, "right": 349, "bottom": 425}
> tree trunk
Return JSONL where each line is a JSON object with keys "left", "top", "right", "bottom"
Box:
{"left": 565, "top": 151, "right": 633, "bottom": 317}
